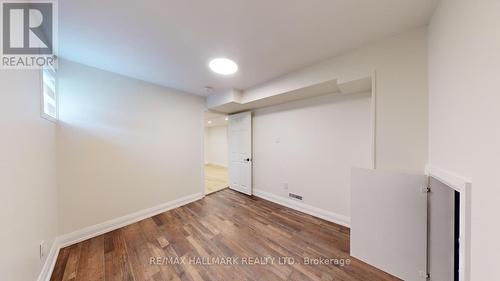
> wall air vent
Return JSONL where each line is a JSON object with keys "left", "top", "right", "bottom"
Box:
{"left": 289, "top": 193, "right": 303, "bottom": 200}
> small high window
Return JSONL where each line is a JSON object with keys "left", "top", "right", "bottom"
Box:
{"left": 41, "top": 66, "right": 57, "bottom": 121}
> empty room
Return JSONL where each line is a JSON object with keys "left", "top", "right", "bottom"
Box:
{"left": 1, "top": 1, "right": 499, "bottom": 281}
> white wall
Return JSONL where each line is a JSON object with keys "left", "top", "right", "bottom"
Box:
{"left": 57, "top": 60, "right": 205, "bottom": 234}
{"left": 247, "top": 28, "right": 428, "bottom": 174}
{"left": 253, "top": 92, "right": 371, "bottom": 219}
{"left": 428, "top": 0, "right": 500, "bottom": 279}
{"left": 0, "top": 70, "right": 58, "bottom": 281}
{"left": 204, "top": 125, "right": 228, "bottom": 167}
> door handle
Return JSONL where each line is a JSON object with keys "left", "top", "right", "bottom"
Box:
{"left": 244, "top": 158, "right": 251, "bottom": 162}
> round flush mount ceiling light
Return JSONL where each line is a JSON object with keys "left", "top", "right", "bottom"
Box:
{"left": 209, "top": 58, "right": 238, "bottom": 75}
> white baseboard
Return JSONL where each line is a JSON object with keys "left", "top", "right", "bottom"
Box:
{"left": 37, "top": 192, "right": 204, "bottom": 281}
{"left": 36, "top": 237, "right": 61, "bottom": 281}
{"left": 253, "top": 189, "right": 350, "bottom": 228}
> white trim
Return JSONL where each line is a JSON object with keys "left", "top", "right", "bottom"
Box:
{"left": 253, "top": 189, "right": 350, "bottom": 228}
{"left": 370, "top": 70, "right": 377, "bottom": 169}
{"left": 36, "top": 238, "right": 61, "bottom": 281}
{"left": 202, "top": 111, "right": 207, "bottom": 195}
{"left": 58, "top": 192, "right": 204, "bottom": 248}
{"left": 426, "top": 165, "right": 471, "bottom": 281}
{"left": 37, "top": 192, "right": 204, "bottom": 281}
{"left": 425, "top": 165, "right": 470, "bottom": 193}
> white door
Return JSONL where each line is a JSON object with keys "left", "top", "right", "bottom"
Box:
{"left": 228, "top": 111, "right": 252, "bottom": 195}
{"left": 351, "top": 168, "right": 428, "bottom": 281}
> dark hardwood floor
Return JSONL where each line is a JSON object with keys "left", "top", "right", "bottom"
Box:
{"left": 50, "top": 188, "right": 399, "bottom": 281}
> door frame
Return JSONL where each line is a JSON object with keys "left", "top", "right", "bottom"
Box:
{"left": 201, "top": 111, "right": 208, "bottom": 196}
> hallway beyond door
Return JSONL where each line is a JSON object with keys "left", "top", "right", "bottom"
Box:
{"left": 205, "top": 164, "right": 228, "bottom": 194}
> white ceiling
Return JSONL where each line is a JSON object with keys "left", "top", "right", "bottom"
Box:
{"left": 59, "top": 0, "right": 437, "bottom": 96}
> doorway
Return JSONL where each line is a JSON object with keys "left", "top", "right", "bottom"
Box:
{"left": 204, "top": 111, "right": 229, "bottom": 194}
